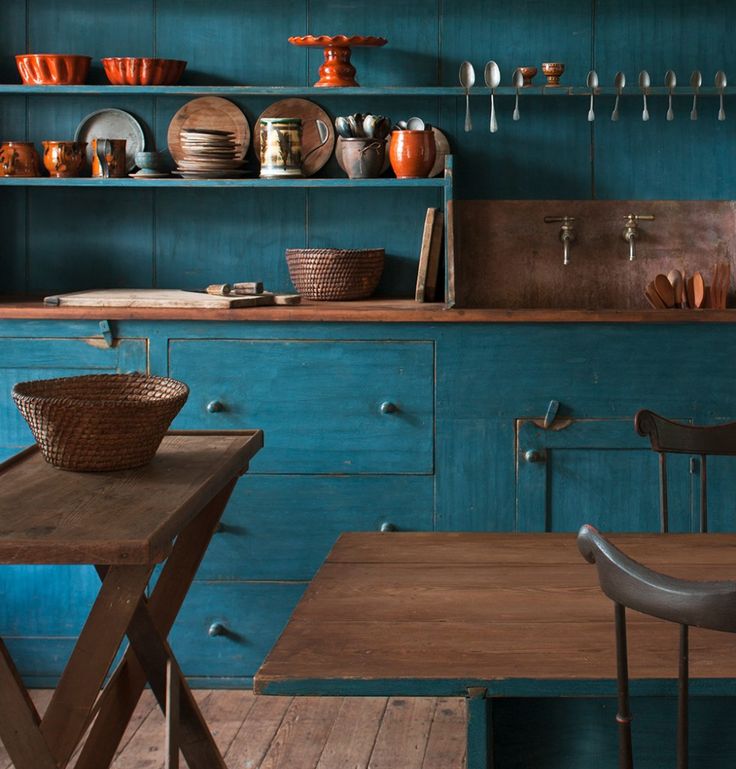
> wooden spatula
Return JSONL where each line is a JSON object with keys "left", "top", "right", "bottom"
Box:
{"left": 693, "top": 272, "right": 705, "bottom": 308}
{"left": 653, "top": 274, "right": 675, "bottom": 307}
{"left": 645, "top": 282, "right": 667, "bottom": 309}
{"left": 667, "top": 269, "right": 683, "bottom": 307}
{"left": 685, "top": 276, "right": 695, "bottom": 309}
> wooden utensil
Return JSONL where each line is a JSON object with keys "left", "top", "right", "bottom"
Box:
{"left": 693, "top": 272, "right": 705, "bottom": 308}
{"left": 685, "top": 275, "right": 695, "bottom": 308}
{"left": 721, "top": 262, "right": 730, "bottom": 308}
{"left": 667, "top": 269, "right": 683, "bottom": 307}
{"left": 653, "top": 274, "right": 675, "bottom": 307}
{"left": 253, "top": 98, "right": 335, "bottom": 177}
{"left": 645, "top": 282, "right": 666, "bottom": 309}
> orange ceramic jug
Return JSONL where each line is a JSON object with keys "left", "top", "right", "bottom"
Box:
{"left": 389, "top": 129, "right": 436, "bottom": 179}
{"left": 0, "top": 141, "right": 40, "bottom": 177}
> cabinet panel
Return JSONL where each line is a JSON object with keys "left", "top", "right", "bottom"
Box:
{"left": 169, "top": 339, "right": 434, "bottom": 474}
{"left": 0, "top": 337, "right": 147, "bottom": 448}
{"left": 516, "top": 418, "right": 692, "bottom": 532}
{"left": 198, "top": 475, "right": 433, "bottom": 581}
{"left": 170, "top": 581, "right": 307, "bottom": 679}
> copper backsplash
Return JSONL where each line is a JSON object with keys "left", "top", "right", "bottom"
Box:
{"left": 455, "top": 200, "right": 736, "bottom": 309}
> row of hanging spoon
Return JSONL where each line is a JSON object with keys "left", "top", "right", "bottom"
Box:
{"left": 459, "top": 62, "right": 729, "bottom": 131}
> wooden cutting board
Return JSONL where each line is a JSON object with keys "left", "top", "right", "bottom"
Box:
{"left": 44, "top": 289, "right": 275, "bottom": 309}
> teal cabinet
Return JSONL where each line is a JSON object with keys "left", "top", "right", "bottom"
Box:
{"left": 169, "top": 339, "right": 435, "bottom": 474}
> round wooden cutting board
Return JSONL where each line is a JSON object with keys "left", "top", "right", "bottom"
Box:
{"left": 253, "top": 98, "right": 335, "bottom": 177}
{"left": 167, "top": 97, "right": 250, "bottom": 164}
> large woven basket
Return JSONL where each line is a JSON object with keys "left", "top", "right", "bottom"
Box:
{"left": 12, "top": 373, "right": 189, "bottom": 472}
{"left": 286, "top": 248, "right": 384, "bottom": 300}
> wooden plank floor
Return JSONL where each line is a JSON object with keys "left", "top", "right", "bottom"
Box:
{"left": 0, "top": 692, "right": 466, "bottom": 769}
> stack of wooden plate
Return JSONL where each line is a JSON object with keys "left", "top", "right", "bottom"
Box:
{"left": 174, "top": 128, "right": 247, "bottom": 179}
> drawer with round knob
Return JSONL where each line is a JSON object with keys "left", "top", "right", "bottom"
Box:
{"left": 168, "top": 339, "right": 434, "bottom": 474}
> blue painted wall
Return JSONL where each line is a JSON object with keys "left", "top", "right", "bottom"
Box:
{"left": 2, "top": 0, "right": 735, "bottom": 298}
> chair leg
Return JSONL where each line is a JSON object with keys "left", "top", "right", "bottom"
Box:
{"left": 659, "top": 453, "right": 669, "bottom": 533}
{"left": 677, "top": 624, "right": 689, "bottom": 769}
{"left": 614, "top": 603, "right": 634, "bottom": 769}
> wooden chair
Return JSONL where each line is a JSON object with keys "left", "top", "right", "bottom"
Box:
{"left": 578, "top": 523, "right": 736, "bottom": 769}
{"left": 635, "top": 409, "right": 736, "bottom": 532}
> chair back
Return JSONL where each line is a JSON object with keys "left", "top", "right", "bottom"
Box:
{"left": 635, "top": 410, "right": 736, "bottom": 532}
{"left": 578, "top": 524, "right": 736, "bottom": 769}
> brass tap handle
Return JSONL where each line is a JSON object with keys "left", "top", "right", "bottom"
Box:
{"left": 624, "top": 214, "right": 655, "bottom": 223}
{"left": 544, "top": 216, "right": 576, "bottom": 224}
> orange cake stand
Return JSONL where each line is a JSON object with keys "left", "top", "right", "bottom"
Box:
{"left": 288, "top": 35, "right": 387, "bottom": 87}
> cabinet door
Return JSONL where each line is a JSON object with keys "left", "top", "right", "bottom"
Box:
{"left": 516, "top": 418, "right": 692, "bottom": 532}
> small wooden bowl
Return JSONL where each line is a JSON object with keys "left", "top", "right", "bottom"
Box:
{"left": 519, "top": 66, "right": 537, "bottom": 86}
{"left": 542, "top": 62, "right": 565, "bottom": 86}
{"left": 16, "top": 54, "right": 91, "bottom": 85}
{"left": 101, "top": 57, "right": 187, "bottom": 86}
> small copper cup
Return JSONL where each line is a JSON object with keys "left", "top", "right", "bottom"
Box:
{"left": 519, "top": 66, "right": 538, "bottom": 86}
{"left": 42, "top": 140, "right": 87, "bottom": 177}
{"left": 0, "top": 141, "right": 40, "bottom": 177}
{"left": 542, "top": 62, "right": 565, "bottom": 86}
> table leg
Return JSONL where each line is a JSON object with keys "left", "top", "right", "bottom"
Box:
{"left": 466, "top": 688, "right": 493, "bottom": 769}
{"left": 74, "top": 480, "right": 236, "bottom": 769}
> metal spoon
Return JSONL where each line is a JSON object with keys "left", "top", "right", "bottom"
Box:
{"left": 586, "top": 70, "right": 598, "bottom": 121}
{"left": 512, "top": 68, "right": 524, "bottom": 120}
{"left": 665, "top": 70, "right": 676, "bottom": 121}
{"left": 611, "top": 71, "right": 625, "bottom": 121}
{"left": 460, "top": 61, "right": 475, "bottom": 132}
{"left": 639, "top": 70, "right": 651, "bottom": 121}
{"left": 484, "top": 60, "right": 501, "bottom": 133}
{"left": 406, "top": 116, "right": 425, "bottom": 131}
{"left": 716, "top": 70, "right": 727, "bottom": 121}
{"left": 690, "top": 70, "right": 702, "bottom": 120}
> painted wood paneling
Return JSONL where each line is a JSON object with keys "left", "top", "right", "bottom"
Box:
{"left": 169, "top": 339, "right": 435, "bottom": 474}
{"left": 198, "top": 475, "right": 434, "bottom": 580}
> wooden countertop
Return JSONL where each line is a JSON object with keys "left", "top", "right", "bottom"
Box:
{"left": 255, "top": 532, "right": 736, "bottom": 697}
{"left": 2, "top": 297, "right": 736, "bottom": 323}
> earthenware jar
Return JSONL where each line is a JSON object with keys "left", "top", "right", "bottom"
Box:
{"left": 42, "top": 141, "right": 87, "bottom": 177}
{"left": 340, "top": 137, "right": 385, "bottom": 179}
{"left": 0, "top": 141, "right": 40, "bottom": 177}
{"left": 388, "top": 129, "right": 436, "bottom": 179}
{"left": 91, "top": 138, "right": 127, "bottom": 178}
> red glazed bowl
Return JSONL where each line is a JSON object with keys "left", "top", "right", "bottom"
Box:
{"left": 16, "top": 54, "right": 91, "bottom": 85}
{"left": 101, "top": 57, "right": 187, "bottom": 86}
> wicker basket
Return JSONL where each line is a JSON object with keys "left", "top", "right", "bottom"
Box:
{"left": 12, "top": 373, "right": 189, "bottom": 472}
{"left": 286, "top": 248, "right": 384, "bottom": 300}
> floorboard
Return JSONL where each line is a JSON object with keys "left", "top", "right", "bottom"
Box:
{"left": 0, "top": 692, "right": 465, "bottom": 769}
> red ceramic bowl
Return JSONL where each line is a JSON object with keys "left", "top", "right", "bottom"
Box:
{"left": 101, "top": 57, "right": 187, "bottom": 86}
{"left": 16, "top": 54, "right": 91, "bottom": 85}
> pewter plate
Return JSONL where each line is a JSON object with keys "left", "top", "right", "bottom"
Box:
{"left": 75, "top": 108, "right": 146, "bottom": 172}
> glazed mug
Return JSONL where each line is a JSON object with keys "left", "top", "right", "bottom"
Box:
{"left": 0, "top": 141, "right": 40, "bottom": 177}
{"left": 42, "top": 140, "right": 87, "bottom": 178}
{"left": 388, "top": 129, "right": 436, "bottom": 179}
{"left": 259, "top": 117, "right": 329, "bottom": 178}
{"left": 91, "top": 138, "right": 127, "bottom": 178}
{"left": 340, "top": 137, "right": 386, "bottom": 179}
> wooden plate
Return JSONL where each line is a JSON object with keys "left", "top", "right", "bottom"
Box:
{"left": 253, "top": 98, "right": 335, "bottom": 177}
{"left": 168, "top": 97, "right": 250, "bottom": 164}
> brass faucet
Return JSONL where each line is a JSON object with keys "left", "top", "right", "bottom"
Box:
{"left": 622, "top": 214, "right": 655, "bottom": 261}
{"left": 544, "top": 216, "right": 576, "bottom": 265}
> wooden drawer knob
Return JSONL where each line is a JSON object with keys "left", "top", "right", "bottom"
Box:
{"left": 208, "top": 622, "right": 227, "bottom": 638}
{"left": 206, "top": 400, "right": 224, "bottom": 413}
{"left": 380, "top": 401, "right": 397, "bottom": 414}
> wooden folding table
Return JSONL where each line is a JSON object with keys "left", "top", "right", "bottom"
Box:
{"left": 255, "top": 532, "right": 736, "bottom": 768}
{"left": 0, "top": 431, "right": 262, "bottom": 769}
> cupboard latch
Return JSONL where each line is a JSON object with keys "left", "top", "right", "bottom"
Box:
{"left": 543, "top": 400, "right": 560, "bottom": 429}
{"left": 98, "top": 320, "right": 114, "bottom": 347}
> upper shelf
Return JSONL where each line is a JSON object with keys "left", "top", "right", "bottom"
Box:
{"left": 0, "top": 176, "right": 447, "bottom": 188}
{"left": 2, "top": 85, "right": 736, "bottom": 96}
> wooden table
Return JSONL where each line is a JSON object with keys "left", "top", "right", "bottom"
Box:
{"left": 0, "top": 431, "right": 262, "bottom": 769}
{"left": 255, "top": 532, "right": 736, "bottom": 769}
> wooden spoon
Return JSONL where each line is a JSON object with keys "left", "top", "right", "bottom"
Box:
{"left": 685, "top": 276, "right": 695, "bottom": 308}
{"left": 693, "top": 272, "right": 705, "bottom": 308}
{"left": 721, "top": 262, "right": 731, "bottom": 308}
{"left": 667, "top": 269, "right": 683, "bottom": 307}
{"left": 653, "top": 273, "right": 675, "bottom": 307}
{"left": 645, "top": 282, "right": 666, "bottom": 309}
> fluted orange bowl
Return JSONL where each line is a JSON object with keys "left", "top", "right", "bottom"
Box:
{"left": 102, "top": 57, "right": 187, "bottom": 86}
{"left": 16, "top": 54, "right": 91, "bottom": 85}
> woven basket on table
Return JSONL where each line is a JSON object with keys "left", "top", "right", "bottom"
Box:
{"left": 286, "top": 248, "right": 384, "bottom": 301}
{"left": 12, "top": 373, "right": 189, "bottom": 472}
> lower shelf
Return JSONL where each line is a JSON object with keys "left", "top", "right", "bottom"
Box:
{"left": 0, "top": 176, "right": 446, "bottom": 188}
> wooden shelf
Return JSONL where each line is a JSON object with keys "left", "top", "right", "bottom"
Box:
{"left": 0, "top": 177, "right": 446, "bottom": 188}
{"left": 2, "top": 298, "right": 736, "bottom": 323}
{"left": 1, "top": 84, "right": 734, "bottom": 97}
